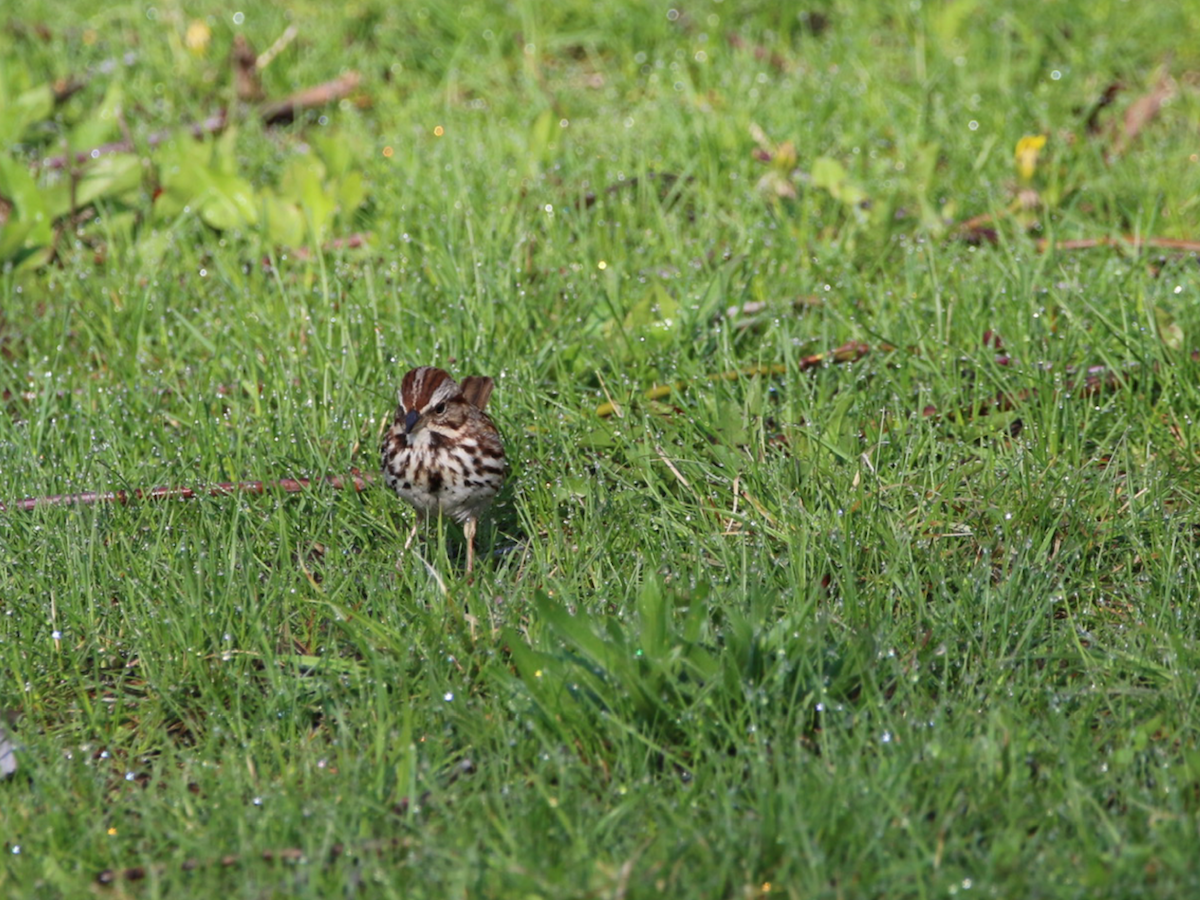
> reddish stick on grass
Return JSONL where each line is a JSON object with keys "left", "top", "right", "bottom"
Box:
{"left": 1, "top": 474, "right": 375, "bottom": 513}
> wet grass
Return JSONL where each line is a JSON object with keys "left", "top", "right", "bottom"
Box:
{"left": 4, "top": 0, "right": 1200, "bottom": 896}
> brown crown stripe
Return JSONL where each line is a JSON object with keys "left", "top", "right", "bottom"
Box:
{"left": 400, "top": 367, "right": 457, "bottom": 413}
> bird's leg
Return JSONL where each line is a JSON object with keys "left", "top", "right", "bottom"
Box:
{"left": 395, "top": 519, "right": 420, "bottom": 572}
{"left": 464, "top": 517, "right": 477, "bottom": 574}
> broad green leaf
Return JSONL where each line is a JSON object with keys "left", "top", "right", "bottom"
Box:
{"left": 337, "top": 170, "right": 366, "bottom": 220}
{"left": 931, "top": 0, "right": 980, "bottom": 47}
{"left": 811, "top": 155, "right": 869, "bottom": 207}
{"left": 0, "top": 82, "right": 53, "bottom": 148}
{"left": 0, "top": 155, "right": 55, "bottom": 268}
{"left": 213, "top": 126, "right": 240, "bottom": 176}
{"left": 551, "top": 475, "right": 591, "bottom": 501}
{"left": 67, "top": 82, "right": 124, "bottom": 154}
{"left": 526, "top": 107, "right": 556, "bottom": 172}
{"left": 197, "top": 170, "right": 260, "bottom": 230}
{"left": 280, "top": 156, "right": 335, "bottom": 239}
{"left": 0, "top": 155, "right": 52, "bottom": 246}
{"left": 0, "top": 239, "right": 54, "bottom": 271}
{"left": 503, "top": 627, "right": 581, "bottom": 730}
{"left": 159, "top": 150, "right": 258, "bottom": 231}
{"left": 637, "top": 578, "right": 669, "bottom": 660}
{"left": 535, "top": 591, "right": 620, "bottom": 669}
{"left": 155, "top": 133, "right": 227, "bottom": 220}
{"left": 311, "top": 132, "right": 355, "bottom": 179}
{"left": 574, "top": 420, "right": 618, "bottom": 449}
{"left": 261, "top": 192, "right": 306, "bottom": 247}
{"left": 68, "top": 154, "right": 143, "bottom": 213}
{"left": 0, "top": 219, "right": 37, "bottom": 263}
{"left": 623, "top": 283, "right": 679, "bottom": 329}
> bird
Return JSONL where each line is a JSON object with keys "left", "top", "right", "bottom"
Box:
{"left": 380, "top": 366, "right": 506, "bottom": 573}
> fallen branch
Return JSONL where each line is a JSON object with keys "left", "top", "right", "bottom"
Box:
{"left": 256, "top": 25, "right": 299, "bottom": 72}
{"left": 578, "top": 171, "right": 691, "bottom": 212}
{"left": 2, "top": 473, "right": 374, "bottom": 513}
{"left": 954, "top": 221, "right": 1200, "bottom": 255}
{"left": 39, "top": 67, "right": 361, "bottom": 170}
{"left": 232, "top": 34, "right": 264, "bottom": 102}
{"left": 1083, "top": 81, "right": 1123, "bottom": 135}
{"left": 1110, "top": 71, "right": 1173, "bottom": 158}
{"left": 260, "top": 71, "right": 362, "bottom": 126}
{"left": 1035, "top": 235, "right": 1200, "bottom": 254}
{"left": 52, "top": 76, "right": 86, "bottom": 105}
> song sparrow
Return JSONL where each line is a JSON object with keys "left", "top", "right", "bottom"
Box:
{"left": 381, "top": 366, "right": 506, "bottom": 573}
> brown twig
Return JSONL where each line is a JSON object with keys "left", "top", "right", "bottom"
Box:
{"left": 955, "top": 223, "right": 1200, "bottom": 255}
{"left": 232, "top": 34, "right": 264, "bottom": 102}
{"left": 260, "top": 71, "right": 362, "bottom": 126}
{"left": 1111, "top": 71, "right": 1173, "bottom": 158}
{"left": 51, "top": 76, "right": 86, "bottom": 105}
{"left": 39, "top": 66, "right": 361, "bottom": 170}
{"left": 1, "top": 474, "right": 375, "bottom": 513}
{"left": 1035, "top": 235, "right": 1200, "bottom": 254}
{"left": 256, "top": 25, "right": 299, "bottom": 71}
{"left": 1083, "top": 81, "right": 1123, "bottom": 135}
{"left": 578, "top": 171, "right": 690, "bottom": 211}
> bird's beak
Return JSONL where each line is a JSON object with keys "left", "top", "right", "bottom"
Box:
{"left": 404, "top": 409, "right": 420, "bottom": 434}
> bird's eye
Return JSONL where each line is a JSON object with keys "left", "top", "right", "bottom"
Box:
{"left": 434, "top": 403, "right": 446, "bottom": 415}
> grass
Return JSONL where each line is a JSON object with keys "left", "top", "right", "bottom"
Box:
{"left": 3, "top": 0, "right": 1200, "bottom": 896}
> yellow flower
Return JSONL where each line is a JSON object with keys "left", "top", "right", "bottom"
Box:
{"left": 1014, "top": 134, "right": 1047, "bottom": 181}
{"left": 185, "top": 20, "right": 211, "bottom": 55}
